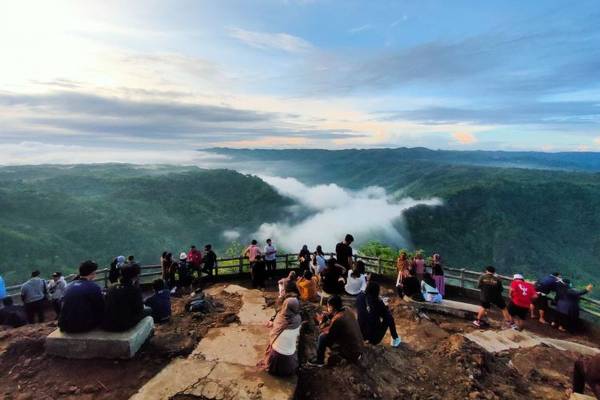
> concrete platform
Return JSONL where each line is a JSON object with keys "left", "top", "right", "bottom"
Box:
{"left": 406, "top": 298, "right": 480, "bottom": 319}
{"left": 131, "top": 285, "right": 296, "bottom": 400}
{"left": 465, "top": 329, "right": 600, "bottom": 356}
{"left": 46, "top": 316, "right": 154, "bottom": 359}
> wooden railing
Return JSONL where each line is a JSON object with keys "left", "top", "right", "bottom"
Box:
{"left": 4, "top": 252, "right": 599, "bottom": 319}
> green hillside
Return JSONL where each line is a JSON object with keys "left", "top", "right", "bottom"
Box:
{"left": 0, "top": 165, "right": 291, "bottom": 285}
{"left": 209, "top": 148, "right": 600, "bottom": 293}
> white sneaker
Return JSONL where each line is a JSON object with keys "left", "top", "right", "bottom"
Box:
{"left": 391, "top": 337, "right": 401, "bottom": 347}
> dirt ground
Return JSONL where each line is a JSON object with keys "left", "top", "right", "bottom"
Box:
{"left": 0, "top": 280, "right": 597, "bottom": 400}
{"left": 295, "top": 286, "right": 598, "bottom": 400}
{"left": 0, "top": 288, "right": 242, "bottom": 400}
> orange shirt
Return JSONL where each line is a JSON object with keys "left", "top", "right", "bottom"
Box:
{"left": 297, "top": 277, "right": 319, "bottom": 302}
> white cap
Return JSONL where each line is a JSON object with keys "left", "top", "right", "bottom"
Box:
{"left": 513, "top": 274, "right": 524, "bottom": 280}
{"left": 179, "top": 252, "right": 187, "bottom": 261}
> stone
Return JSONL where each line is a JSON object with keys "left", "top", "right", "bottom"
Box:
{"left": 45, "top": 316, "right": 154, "bottom": 359}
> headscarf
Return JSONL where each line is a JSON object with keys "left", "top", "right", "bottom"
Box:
{"left": 269, "top": 297, "right": 301, "bottom": 344}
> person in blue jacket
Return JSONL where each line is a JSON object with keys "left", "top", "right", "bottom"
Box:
{"left": 532, "top": 272, "right": 562, "bottom": 324}
{"left": 59, "top": 261, "right": 105, "bottom": 333}
{"left": 0, "top": 272, "right": 6, "bottom": 300}
{"left": 144, "top": 278, "right": 171, "bottom": 323}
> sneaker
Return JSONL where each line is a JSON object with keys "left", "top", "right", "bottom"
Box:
{"left": 473, "top": 320, "right": 482, "bottom": 328}
{"left": 391, "top": 337, "right": 402, "bottom": 347}
{"left": 306, "top": 358, "right": 325, "bottom": 368}
{"left": 511, "top": 323, "right": 521, "bottom": 331}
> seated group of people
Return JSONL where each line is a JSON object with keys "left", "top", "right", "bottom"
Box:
{"left": 262, "top": 278, "right": 401, "bottom": 376}
{"left": 58, "top": 260, "right": 171, "bottom": 334}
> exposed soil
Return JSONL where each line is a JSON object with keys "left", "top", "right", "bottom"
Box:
{"left": 295, "top": 286, "right": 596, "bottom": 400}
{"left": 0, "top": 288, "right": 242, "bottom": 400}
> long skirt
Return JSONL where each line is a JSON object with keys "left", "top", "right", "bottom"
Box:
{"left": 260, "top": 348, "right": 298, "bottom": 377}
{"left": 433, "top": 275, "right": 445, "bottom": 297}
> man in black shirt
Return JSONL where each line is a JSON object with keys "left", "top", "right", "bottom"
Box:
{"left": 202, "top": 244, "right": 217, "bottom": 278}
{"left": 473, "top": 266, "right": 511, "bottom": 327}
{"left": 335, "top": 234, "right": 354, "bottom": 270}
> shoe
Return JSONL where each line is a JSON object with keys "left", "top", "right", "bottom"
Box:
{"left": 306, "top": 358, "right": 325, "bottom": 367}
{"left": 511, "top": 323, "right": 521, "bottom": 331}
{"left": 391, "top": 337, "right": 402, "bottom": 347}
{"left": 473, "top": 320, "right": 482, "bottom": 328}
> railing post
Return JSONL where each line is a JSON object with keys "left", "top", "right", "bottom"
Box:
{"left": 460, "top": 268, "right": 465, "bottom": 288}
{"left": 378, "top": 257, "right": 383, "bottom": 274}
{"left": 239, "top": 256, "right": 244, "bottom": 274}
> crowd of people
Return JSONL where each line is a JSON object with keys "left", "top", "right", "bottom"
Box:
{"left": 0, "top": 235, "right": 598, "bottom": 397}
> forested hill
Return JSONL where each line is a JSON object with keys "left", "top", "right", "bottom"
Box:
{"left": 0, "top": 165, "right": 291, "bottom": 285}
{"left": 208, "top": 148, "right": 600, "bottom": 293}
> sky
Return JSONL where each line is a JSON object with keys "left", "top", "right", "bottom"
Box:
{"left": 1, "top": 0, "right": 600, "bottom": 159}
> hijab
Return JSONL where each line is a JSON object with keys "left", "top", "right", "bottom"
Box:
{"left": 270, "top": 297, "right": 301, "bottom": 344}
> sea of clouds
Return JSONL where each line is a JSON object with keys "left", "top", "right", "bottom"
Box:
{"left": 251, "top": 175, "right": 442, "bottom": 252}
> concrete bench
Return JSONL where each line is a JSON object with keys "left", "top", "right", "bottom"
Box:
{"left": 46, "top": 316, "right": 154, "bottom": 359}
{"left": 405, "top": 297, "right": 480, "bottom": 319}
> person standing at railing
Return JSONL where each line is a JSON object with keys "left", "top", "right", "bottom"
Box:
{"left": 335, "top": 234, "right": 354, "bottom": 271}
{"left": 298, "top": 245, "right": 311, "bottom": 273}
{"left": 311, "top": 246, "right": 327, "bottom": 276}
{"left": 202, "top": 244, "right": 217, "bottom": 278}
{"left": 0, "top": 272, "right": 6, "bottom": 300}
{"left": 532, "top": 272, "right": 562, "bottom": 325}
{"left": 244, "top": 239, "right": 262, "bottom": 287}
{"left": 431, "top": 254, "right": 445, "bottom": 297}
{"left": 264, "top": 239, "right": 277, "bottom": 279}
{"left": 507, "top": 274, "right": 538, "bottom": 331}
{"left": 396, "top": 251, "right": 409, "bottom": 280}
{"left": 187, "top": 245, "right": 203, "bottom": 282}
{"left": 161, "top": 252, "right": 173, "bottom": 282}
{"left": 20, "top": 270, "right": 47, "bottom": 324}
{"left": 473, "top": 266, "right": 511, "bottom": 328}
{"left": 413, "top": 252, "right": 425, "bottom": 282}
{"left": 47, "top": 272, "right": 67, "bottom": 319}
{"left": 554, "top": 280, "right": 593, "bottom": 333}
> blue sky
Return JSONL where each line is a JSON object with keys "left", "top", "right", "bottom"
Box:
{"left": 1, "top": 0, "right": 600, "bottom": 161}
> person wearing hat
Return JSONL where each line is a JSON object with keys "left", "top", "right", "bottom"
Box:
{"left": 47, "top": 272, "right": 67, "bottom": 319}
{"left": 507, "top": 274, "right": 538, "bottom": 331}
{"left": 176, "top": 252, "right": 192, "bottom": 292}
{"left": 59, "top": 261, "right": 105, "bottom": 333}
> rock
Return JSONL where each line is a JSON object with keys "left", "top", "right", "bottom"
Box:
{"left": 469, "top": 391, "right": 480, "bottom": 399}
{"left": 82, "top": 384, "right": 99, "bottom": 393}
{"left": 68, "top": 385, "right": 79, "bottom": 394}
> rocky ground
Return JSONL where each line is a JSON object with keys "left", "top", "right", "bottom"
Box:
{"left": 0, "top": 280, "right": 598, "bottom": 400}
{"left": 0, "top": 289, "right": 242, "bottom": 400}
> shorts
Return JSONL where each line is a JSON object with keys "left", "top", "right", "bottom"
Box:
{"left": 481, "top": 296, "right": 506, "bottom": 310}
{"left": 532, "top": 294, "right": 549, "bottom": 311}
{"left": 508, "top": 302, "right": 529, "bottom": 320}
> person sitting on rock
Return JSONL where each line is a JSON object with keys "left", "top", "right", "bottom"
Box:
{"left": 356, "top": 281, "right": 401, "bottom": 347}
{"left": 473, "top": 266, "right": 511, "bottom": 328}
{"left": 297, "top": 270, "right": 319, "bottom": 302}
{"left": 308, "top": 295, "right": 364, "bottom": 367}
{"left": 278, "top": 271, "right": 298, "bottom": 298}
{"left": 320, "top": 258, "right": 346, "bottom": 295}
{"left": 103, "top": 263, "right": 152, "bottom": 332}
{"left": 259, "top": 297, "right": 302, "bottom": 376}
{"left": 144, "top": 278, "right": 171, "bottom": 323}
{"left": 59, "top": 261, "right": 105, "bottom": 333}
{"left": 0, "top": 297, "right": 27, "bottom": 328}
{"left": 571, "top": 353, "right": 600, "bottom": 398}
{"left": 344, "top": 260, "right": 368, "bottom": 296}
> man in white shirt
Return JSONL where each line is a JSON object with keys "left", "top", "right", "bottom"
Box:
{"left": 264, "top": 238, "right": 277, "bottom": 279}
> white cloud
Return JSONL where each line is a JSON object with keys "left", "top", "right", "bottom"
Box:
{"left": 222, "top": 230, "right": 241, "bottom": 241}
{"left": 228, "top": 27, "right": 313, "bottom": 53}
{"left": 0, "top": 142, "right": 227, "bottom": 166}
{"left": 253, "top": 176, "right": 442, "bottom": 252}
{"left": 349, "top": 24, "right": 373, "bottom": 34}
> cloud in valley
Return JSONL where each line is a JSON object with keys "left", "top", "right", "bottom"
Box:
{"left": 253, "top": 176, "right": 442, "bottom": 252}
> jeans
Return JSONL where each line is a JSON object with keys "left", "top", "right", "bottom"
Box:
{"left": 52, "top": 299, "right": 62, "bottom": 318}
{"left": 316, "top": 333, "right": 330, "bottom": 363}
{"left": 368, "top": 310, "right": 399, "bottom": 345}
{"left": 265, "top": 260, "right": 276, "bottom": 277}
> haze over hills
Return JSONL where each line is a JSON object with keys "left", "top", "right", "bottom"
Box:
{"left": 209, "top": 147, "right": 600, "bottom": 294}
{"left": 2, "top": 147, "right": 600, "bottom": 299}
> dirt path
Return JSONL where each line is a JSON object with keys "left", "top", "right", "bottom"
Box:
{"left": 130, "top": 284, "right": 296, "bottom": 400}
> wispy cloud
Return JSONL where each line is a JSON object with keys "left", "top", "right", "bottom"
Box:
{"left": 228, "top": 27, "right": 313, "bottom": 53}
{"left": 349, "top": 24, "right": 373, "bottom": 34}
{"left": 390, "top": 15, "right": 408, "bottom": 28}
